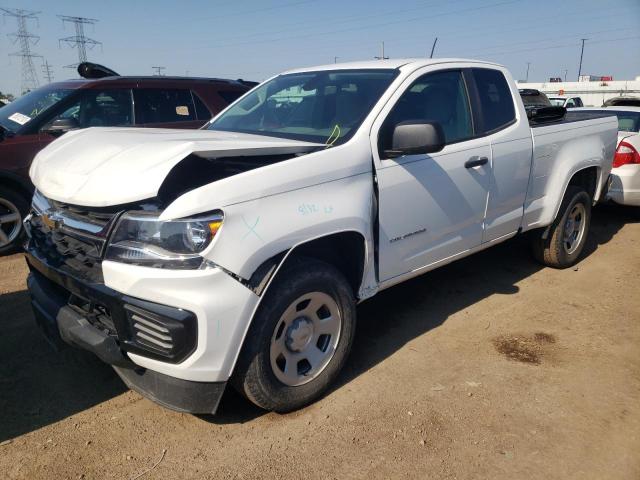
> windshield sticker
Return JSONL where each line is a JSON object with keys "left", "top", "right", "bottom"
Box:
{"left": 176, "top": 106, "right": 190, "bottom": 116}
{"left": 8, "top": 112, "right": 31, "bottom": 125}
{"left": 325, "top": 124, "right": 341, "bottom": 146}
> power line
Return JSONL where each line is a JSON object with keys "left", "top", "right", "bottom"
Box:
{"left": 207, "top": 0, "right": 469, "bottom": 45}
{"left": 195, "top": 0, "right": 316, "bottom": 21}
{"left": 58, "top": 15, "right": 102, "bottom": 68}
{"left": 0, "top": 7, "right": 41, "bottom": 94}
{"left": 199, "top": 0, "right": 524, "bottom": 50}
{"left": 465, "top": 35, "right": 640, "bottom": 59}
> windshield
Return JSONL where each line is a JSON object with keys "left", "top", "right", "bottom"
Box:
{"left": 548, "top": 98, "right": 565, "bottom": 106}
{"left": 609, "top": 111, "right": 640, "bottom": 132}
{"left": 0, "top": 87, "right": 74, "bottom": 133}
{"left": 208, "top": 69, "right": 398, "bottom": 145}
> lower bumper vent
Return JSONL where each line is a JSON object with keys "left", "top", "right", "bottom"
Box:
{"left": 122, "top": 303, "right": 197, "bottom": 361}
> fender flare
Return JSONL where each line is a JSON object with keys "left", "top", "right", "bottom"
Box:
{"left": 542, "top": 165, "right": 600, "bottom": 240}
{"left": 227, "top": 229, "right": 370, "bottom": 378}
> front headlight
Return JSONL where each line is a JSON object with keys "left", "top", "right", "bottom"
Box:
{"left": 105, "top": 210, "right": 223, "bottom": 269}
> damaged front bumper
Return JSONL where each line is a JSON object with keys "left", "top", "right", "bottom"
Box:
{"left": 25, "top": 249, "right": 228, "bottom": 414}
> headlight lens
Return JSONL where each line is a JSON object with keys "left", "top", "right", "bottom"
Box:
{"left": 105, "top": 211, "right": 223, "bottom": 269}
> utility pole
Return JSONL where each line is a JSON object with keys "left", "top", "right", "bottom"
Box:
{"left": 429, "top": 37, "right": 438, "bottom": 58}
{"left": 525, "top": 62, "right": 531, "bottom": 82}
{"left": 563, "top": 69, "right": 568, "bottom": 82}
{"left": 577, "top": 38, "right": 588, "bottom": 80}
{"left": 333, "top": 56, "right": 339, "bottom": 64}
{"left": 374, "top": 41, "right": 389, "bottom": 60}
{"left": 58, "top": 15, "right": 101, "bottom": 68}
{"left": 42, "top": 59, "right": 54, "bottom": 83}
{"left": 152, "top": 66, "right": 166, "bottom": 76}
{"left": 0, "top": 7, "right": 42, "bottom": 94}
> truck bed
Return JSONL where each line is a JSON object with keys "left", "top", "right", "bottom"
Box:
{"left": 522, "top": 112, "right": 618, "bottom": 231}
{"left": 529, "top": 110, "right": 615, "bottom": 127}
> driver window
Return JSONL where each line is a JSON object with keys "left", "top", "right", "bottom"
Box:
{"left": 379, "top": 70, "right": 473, "bottom": 154}
{"left": 45, "top": 89, "right": 133, "bottom": 130}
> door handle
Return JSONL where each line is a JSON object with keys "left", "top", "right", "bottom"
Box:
{"left": 465, "top": 156, "right": 488, "bottom": 168}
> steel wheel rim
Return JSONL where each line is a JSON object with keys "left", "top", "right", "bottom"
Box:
{"left": 563, "top": 203, "right": 586, "bottom": 255}
{"left": 0, "top": 198, "right": 22, "bottom": 248}
{"left": 270, "top": 291, "right": 342, "bottom": 387}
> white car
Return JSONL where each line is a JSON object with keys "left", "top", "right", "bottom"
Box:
{"left": 578, "top": 106, "right": 640, "bottom": 206}
{"left": 548, "top": 95, "right": 584, "bottom": 108}
{"left": 25, "top": 59, "right": 616, "bottom": 414}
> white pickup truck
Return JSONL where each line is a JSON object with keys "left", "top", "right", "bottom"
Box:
{"left": 25, "top": 59, "right": 617, "bottom": 414}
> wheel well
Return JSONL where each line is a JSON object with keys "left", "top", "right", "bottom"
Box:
{"left": 0, "top": 173, "right": 33, "bottom": 200}
{"left": 283, "top": 232, "right": 366, "bottom": 297}
{"left": 568, "top": 166, "right": 598, "bottom": 200}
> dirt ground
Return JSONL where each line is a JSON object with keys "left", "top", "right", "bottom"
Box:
{"left": 1, "top": 205, "right": 639, "bottom": 480}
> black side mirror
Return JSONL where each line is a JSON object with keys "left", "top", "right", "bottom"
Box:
{"left": 43, "top": 118, "right": 79, "bottom": 135}
{"left": 385, "top": 121, "right": 445, "bottom": 159}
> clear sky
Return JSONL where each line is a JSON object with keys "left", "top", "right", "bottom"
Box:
{"left": 1, "top": 0, "right": 639, "bottom": 95}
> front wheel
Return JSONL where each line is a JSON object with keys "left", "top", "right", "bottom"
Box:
{"left": 231, "top": 258, "right": 356, "bottom": 412}
{"left": 531, "top": 186, "right": 592, "bottom": 268}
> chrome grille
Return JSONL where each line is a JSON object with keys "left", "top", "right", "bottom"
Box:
{"left": 27, "top": 193, "right": 118, "bottom": 283}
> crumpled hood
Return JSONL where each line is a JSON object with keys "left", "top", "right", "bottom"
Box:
{"left": 30, "top": 127, "right": 322, "bottom": 207}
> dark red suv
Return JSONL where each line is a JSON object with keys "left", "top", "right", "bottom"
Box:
{"left": 0, "top": 72, "right": 254, "bottom": 253}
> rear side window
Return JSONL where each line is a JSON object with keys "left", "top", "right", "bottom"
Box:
{"left": 218, "top": 90, "right": 245, "bottom": 105}
{"left": 472, "top": 69, "right": 516, "bottom": 133}
{"left": 192, "top": 92, "right": 212, "bottom": 120}
{"left": 46, "top": 89, "right": 133, "bottom": 129}
{"left": 134, "top": 89, "right": 196, "bottom": 124}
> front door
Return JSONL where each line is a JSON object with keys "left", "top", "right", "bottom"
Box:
{"left": 373, "top": 69, "right": 492, "bottom": 282}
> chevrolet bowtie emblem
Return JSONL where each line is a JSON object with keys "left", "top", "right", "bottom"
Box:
{"left": 41, "top": 212, "right": 59, "bottom": 230}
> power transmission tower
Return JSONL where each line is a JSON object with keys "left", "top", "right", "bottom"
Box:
{"left": 0, "top": 7, "right": 42, "bottom": 94}
{"left": 577, "top": 38, "right": 588, "bottom": 80}
{"left": 152, "top": 66, "right": 166, "bottom": 76}
{"left": 58, "top": 15, "right": 101, "bottom": 68}
{"left": 374, "top": 41, "right": 389, "bottom": 60}
{"left": 42, "top": 59, "right": 54, "bottom": 83}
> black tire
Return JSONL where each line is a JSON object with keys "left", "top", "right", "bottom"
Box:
{"left": 0, "top": 185, "right": 30, "bottom": 255}
{"left": 231, "top": 258, "right": 356, "bottom": 412}
{"left": 531, "top": 186, "right": 591, "bottom": 268}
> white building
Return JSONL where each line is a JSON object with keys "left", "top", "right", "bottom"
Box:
{"left": 517, "top": 76, "right": 640, "bottom": 107}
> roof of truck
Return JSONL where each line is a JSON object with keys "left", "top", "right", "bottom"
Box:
{"left": 283, "top": 58, "right": 503, "bottom": 74}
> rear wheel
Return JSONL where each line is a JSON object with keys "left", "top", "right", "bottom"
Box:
{"left": 531, "top": 186, "right": 591, "bottom": 268}
{"left": 0, "top": 186, "right": 29, "bottom": 255}
{"left": 232, "top": 258, "right": 356, "bottom": 412}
